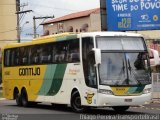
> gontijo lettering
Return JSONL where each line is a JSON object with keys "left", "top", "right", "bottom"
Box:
{"left": 19, "top": 67, "right": 40, "bottom": 76}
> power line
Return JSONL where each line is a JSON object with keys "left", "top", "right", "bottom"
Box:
{"left": 0, "top": 40, "right": 17, "bottom": 42}
{"left": 21, "top": 27, "right": 33, "bottom": 32}
{"left": 33, "top": 16, "right": 54, "bottom": 38}
{"left": 0, "top": 15, "right": 16, "bottom": 16}
{"left": 19, "top": 5, "right": 25, "bottom": 23}
{"left": 0, "top": 29, "right": 16, "bottom": 34}
{"left": 15, "top": 10, "right": 33, "bottom": 14}
{"left": 30, "top": 3, "right": 79, "bottom": 12}
{"left": 0, "top": 4, "right": 15, "bottom": 5}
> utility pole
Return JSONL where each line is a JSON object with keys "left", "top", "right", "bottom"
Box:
{"left": 16, "top": 0, "right": 20, "bottom": 43}
{"left": 15, "top": 0, "right": 32, "bottom": 43}
{"left": 33, "top": 16, "right": 54, "bottom": 38}
{"left": 100, "top": 0, "right": 107, "bottom": 31}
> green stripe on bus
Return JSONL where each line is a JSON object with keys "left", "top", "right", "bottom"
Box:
{"left": 127, "top": 87, "right": 138, "bottom": 94}
{"left": 134, "top": 86, "right": 145, "bottom": 93}
{"left": 56, "top": 35, "right": 77, "bottom": 42}
{"left": 128, "top": 86, "right": 145, "bottom": 94}
{"left": 47, "top": 64, "right": 67, "bottom": 96}
{"left": 38, "top": 64, "right": 57, "bottom": 95}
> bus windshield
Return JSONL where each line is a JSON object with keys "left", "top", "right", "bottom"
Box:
{"left": 97, "top": 37, "right": 151, "bottom": 86}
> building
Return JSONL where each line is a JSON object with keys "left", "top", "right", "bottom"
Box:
{"left": 0, "top": 0, "right": 17, "bottom": 49}
{"left": 42, "top": 8, "right": 101, "bottom": 35}
{"left": 0, "top": 0, "right": 17, "bottom": 83}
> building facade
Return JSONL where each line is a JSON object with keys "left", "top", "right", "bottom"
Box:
{"left": 0, "top": 0, "right": 17, "bottom": 49}
{"left": 42, "top": 8, "right": 101, "bottom": 35}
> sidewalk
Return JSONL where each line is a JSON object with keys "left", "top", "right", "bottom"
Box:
{"left": 152, "top": 92, "right": 160, "bottom": 103}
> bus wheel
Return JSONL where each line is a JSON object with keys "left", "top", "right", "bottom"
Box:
{"left": 112, "top": 106, "right": 130, "bottom": 112}
{"left": 71, "top": 91, "right": 85, "bottom": 113}
{"left": 21, "top": 89, "right": 29, "bottom": 107}
{"left": 15, "top": 93, "right": 22, "bottom": 106}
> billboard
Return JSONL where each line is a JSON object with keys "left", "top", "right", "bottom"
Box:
{"left": 106, "top": 0, "right": 160, "bottom": 31}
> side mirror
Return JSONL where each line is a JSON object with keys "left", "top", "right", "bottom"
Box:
{"left": 92, "top": 48, "right": 101, "bottom": 65}
{"left": 149, "top": 49, "right": 159, "bottom": 65}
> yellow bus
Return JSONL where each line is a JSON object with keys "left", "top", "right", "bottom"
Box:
{"left": 2, "top": 32, "right": 158, "bottom": 112}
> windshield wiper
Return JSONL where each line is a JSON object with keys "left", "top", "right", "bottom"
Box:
{"left": 119, "top": 60, "right": 125, "bottom": 75}
{"left": 127, "top": 59, "right": 142, "bottom": 85}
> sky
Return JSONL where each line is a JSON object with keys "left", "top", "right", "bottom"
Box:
{"left": 20, "top": 0, "right": 100, "bottom": 41}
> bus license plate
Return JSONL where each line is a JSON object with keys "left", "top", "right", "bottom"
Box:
{"left": 124, "top": 99, "right": 132, "bottom": 102}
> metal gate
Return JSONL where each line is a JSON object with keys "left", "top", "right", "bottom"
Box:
{"left": 152, "top": 73, "right": 160, "bottom": 101}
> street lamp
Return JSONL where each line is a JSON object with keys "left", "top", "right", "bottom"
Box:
{"left": 22, "top": 21, "right": 29, "bottom": 29}
{"left": 20, "top": 21, "right": 29, "bottom": 41}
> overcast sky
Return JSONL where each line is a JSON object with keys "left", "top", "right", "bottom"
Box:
{"left": 20, "top": 0, "right": 100, "bottom": 41}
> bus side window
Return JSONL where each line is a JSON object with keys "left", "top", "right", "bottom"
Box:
{"left": 15, "top": 48, "right": 20, "bottom": 65}
{"left": 4, "top": 49, "right": 10, "bottom": 66}
{"left": 51, "top": 43, "right": 58, "bottom": 63}
{"left": 23, "top": 47, "right": 29, "bottom": 65}
{"left": 54, "top": 42, "right": 68, "bottom": 63}
{"left": 6, "top": 48, "right": 17, "bottom": 66}
{"left": 40, "top": 44, "right": 52, "bottom": 64}
{"left": 19, "top": 47, "right": 28, "bottom": 65}
{"left": 9, "top": 48, "right": 19, "bottom": 66}
{"left": 68, "top": 39, "right": 80, "bottom": 63}
{"left": 30, "top": 46, "right": 39, "bottom": 64}
{"left": 10, "top": 49, "right": 15, "bottom": 66}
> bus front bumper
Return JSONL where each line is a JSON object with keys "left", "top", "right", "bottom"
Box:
{"left": 97, "top": 93, "right": 151, "bottom": 107}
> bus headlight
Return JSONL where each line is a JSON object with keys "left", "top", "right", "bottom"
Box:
{"left": 143, "top": 88, "right": 151, "bottom": 94}
{"left": 98, "top": 89, "right": 114, "bottom": 95}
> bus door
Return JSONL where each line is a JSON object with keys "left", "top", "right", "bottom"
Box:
{"left": 82, "top": 37, "right": 98, "bottom": 106}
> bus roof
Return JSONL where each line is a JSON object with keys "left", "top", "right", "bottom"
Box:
{"left": 4, "top": 32, "right": 77, "bottom": 49}
{"left": 4, "top": 31, "right": 143, "bottom": 49}
{"left": 79, "top": 31, "right": 143, "bottom": 38}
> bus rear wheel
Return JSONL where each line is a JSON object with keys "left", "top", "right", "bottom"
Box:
{"left": 15, "top": 93, "right": 22, "bottom": 106}
{"left": 71, "top": 91, "right": 85, "bottom": 113}
{"left": 14, "top": 89, "right": 22, "bottom": 106}
{"left": 112, "top": 106, "right": 130, "bottom": 112}
{"left": 21, "top": 89, "right": 29, "bottom": 107}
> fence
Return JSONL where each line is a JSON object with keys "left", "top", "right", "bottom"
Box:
{"left": 152, "top": 73, "right": 160, "bottom": 101}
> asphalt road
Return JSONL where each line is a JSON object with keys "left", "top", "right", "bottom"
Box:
{"left": 0, "top": 99, "right": 160, "bottom": 120}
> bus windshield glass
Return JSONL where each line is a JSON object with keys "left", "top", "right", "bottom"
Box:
{"left": 97, "top": 37, "right": 145, "bottom": 51}
{"left": 97, "top": 37, "right": 151, "bottom": 86}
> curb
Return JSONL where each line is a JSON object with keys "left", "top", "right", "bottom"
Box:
{"left": 151, "top": 100, "right": 160, "bottom": 103}
{"left": 131, "top": 105, "right": 160, "bottom": 111}
{"left": 151, "top": 99, "right": 160, "bottom": 103}
{"left": 0, "top": 98, "right": 5, "bottom": 101}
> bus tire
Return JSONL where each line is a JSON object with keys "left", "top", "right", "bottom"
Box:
{"left": 71, "top": 91, "right": 85, "bottom": 113}
{"left": 21, "top": 89, "right": 29, "bottom": 107}
{"left": 15, "top": 93, "right": 22, "bottom": 106}
{"left": 112, "top": 106, "right": 130, "bottom": 112}
{"left": 14, "top": 89, "right": 22, "bottom": 106}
